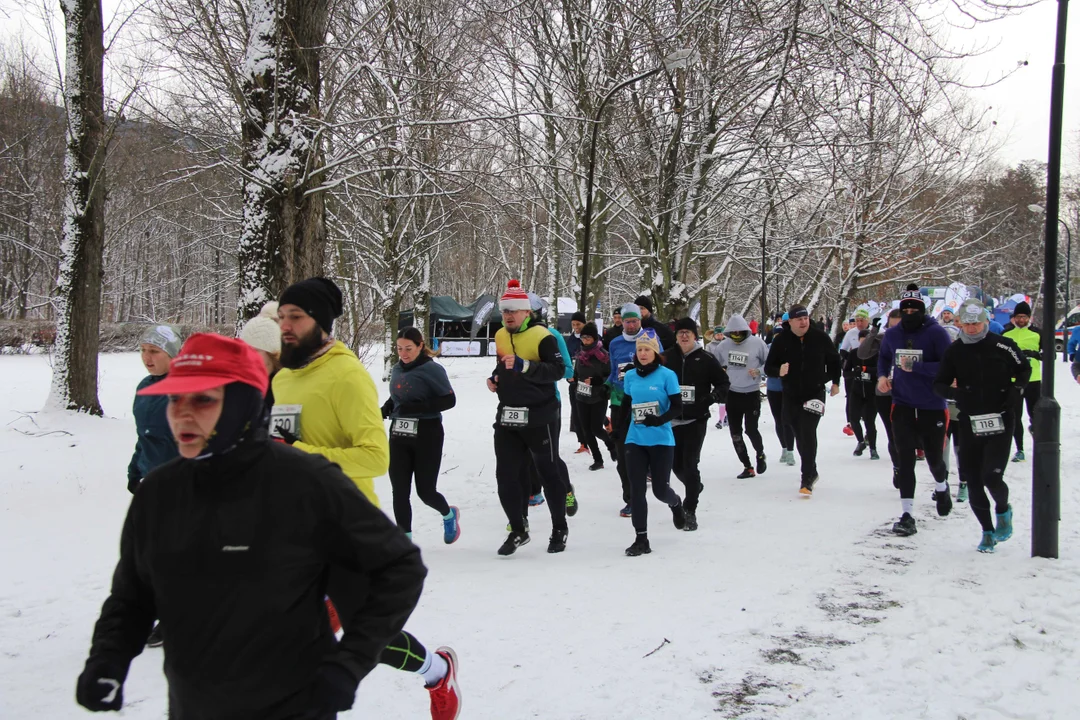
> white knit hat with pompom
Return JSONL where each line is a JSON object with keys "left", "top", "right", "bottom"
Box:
{"left": 240, "top": 301, "right": 281, "bottom": 355}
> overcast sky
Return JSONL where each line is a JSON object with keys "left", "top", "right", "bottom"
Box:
{"left": 2, "top": 0, "right": 1078, "bottom": 170}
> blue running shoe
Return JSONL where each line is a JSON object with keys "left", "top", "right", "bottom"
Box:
{"left": 978, "top": 531, "right": 996, "bottom": 553}
{"left": 443, "top": 506, "right": 460, "bottom": 544}
{"left": 994, "top": 504, "right": 1013, "bottom": 543}
{"left": 528, "top": 493, "right": 545, "bottom": 507}
{"left": 1011, "top": 450, "right": 1025, "bottom": 463}
{"left": 619, "top": 504, "right": 632, "bottom": 517}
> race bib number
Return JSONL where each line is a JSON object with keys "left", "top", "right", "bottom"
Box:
{"left": 270, "top": 404, "right": 302, "bottom": 439}
{"left": 803, "top": 399, "right": 825, "bottom": 416}
{"left": 391, "top": 417, "right": 419, "bottom": 437}
{"left": 632, "top": 401, "right": 660, "bottom": 423}
{"left": 618, "top": 363, "right": 633, "bottom": 382}
{"left": 895, "top": 349, "right": 923, "bottom": 367}
{"left": 680, "top": 385, "right": 696, "bottom": 403}
{"left": 970, "top": 412, "right": 1004, "bottom": 436}
{"left": 859, "top": 371, "right": 871, "bottom": 382}
{"left": 728, "top": 351, "right": 749, "bottom": 367}
{"left": 500, "top": 406, "right": 529, "bottom": 426}
{"left": 576, "top": 382, "right": 593, "bottom": 398}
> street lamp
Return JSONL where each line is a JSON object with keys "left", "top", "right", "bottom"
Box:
{"left": 1031, "top": 0, "right": 1069, "bottom": 560}
{"left": 578, "top": 49, "right": 694, "bottom": 315}
{"left": 1029, "top": 202, "right": 1073, "bottom": 361}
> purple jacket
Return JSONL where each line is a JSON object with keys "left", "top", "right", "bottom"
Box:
{"left": 877, "top": 317, "right": 952, "bottom": 410}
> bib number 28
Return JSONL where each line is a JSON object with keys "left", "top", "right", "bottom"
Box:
{"left": 501, "top": 406, "right": 529, "bottom": 426}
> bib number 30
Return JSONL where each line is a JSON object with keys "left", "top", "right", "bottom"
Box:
{"left": 392, "top": 417, "right": 419, "bottom": 437}
{"left": 270, "top": 404, "right": 302, "bottom": 440}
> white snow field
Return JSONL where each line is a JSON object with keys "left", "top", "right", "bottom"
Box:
{"left": 1, "top": 351, "right": 1078, "bottom": 719}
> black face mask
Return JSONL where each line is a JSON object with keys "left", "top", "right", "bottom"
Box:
{"left": 281, "top": 324, "right": 326, "bottom": 369}
{"left": 200, "top": 383, "right": 267, "bottom": 459}
{"left": 900, "top": 309, "right": 925, "bottom": 332}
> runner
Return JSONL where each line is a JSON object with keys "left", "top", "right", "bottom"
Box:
{"left": 765, "top": 313, "right": 795, "bottom": 465}
{"left": 934, "top": 301, "right": 1031, "bottom": 552}
{"left": 606, "top": 303, "right": 658, "bottom": 516}
{"left": 240, "top": 301, "right": 282, "bottom": 406}
{"left": 602, "top": 307, "right": 623, "bottom": 348}
{"left": 622, "top": 328, "right": 686, "bottom": 555}
{"left": 713, "top": 314, "right": 769, "bottom": 478}
{"left": 877, "top": 284, "right": 954, "bottom": 536}
{"left": 127, "top": 323, "right": 183, "bottom": 648}
{"left": 566, "top": 311, "right": 590, "bottom": 454}
{"left": 487, "top": 279, "right": 570, "bottom": 555}
{"left": 573, "top": 322, "right": 617, "bottom": 470}
{"left": 270, "top": 277, "right": 460, "bottom": 715}
{"left": 381, "top": 327, "right": 460, "bottom": 544}
{"left": 77, "top": 334, "right": 435, "bottom": 719}
{"left": 1002, "top": 301, "right": 1041, "bottom": 462}
{"left": 664, "top": 317, "right": 730, "bottom": 530}
{"left": 839, "top": 308, "right": 875, "bottom": 454}
{"left": 763, "top": 304, "right": 841, "bottom": 495}
{"left": 634, "top": 294, "right": 677, "bottom": 350}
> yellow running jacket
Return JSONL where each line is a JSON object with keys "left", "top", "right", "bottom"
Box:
{"left": 272, "top": 341, "right": 388, "bottom": 505}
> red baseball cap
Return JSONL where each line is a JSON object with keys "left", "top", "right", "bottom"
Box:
{"left": 137, "top": 333, "right": 269, "bottom": 396}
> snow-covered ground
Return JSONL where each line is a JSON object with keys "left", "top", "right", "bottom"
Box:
{"left": 1, "top": 352, "right": 1078, "bottom": 719}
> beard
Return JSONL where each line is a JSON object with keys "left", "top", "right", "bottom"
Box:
{"left": 280, "top": 325, "right": 326, "bottom": 369}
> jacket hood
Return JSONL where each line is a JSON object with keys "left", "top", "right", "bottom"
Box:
{"left": 725, "top": 314, "right": 750, "bottom": 333}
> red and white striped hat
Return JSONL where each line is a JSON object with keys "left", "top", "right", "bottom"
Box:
{"left": 499, "top": 279, "right": 531, "bottom": 312}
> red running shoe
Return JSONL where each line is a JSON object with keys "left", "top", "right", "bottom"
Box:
{"left": 428, "top": 647, "right": 461, "bottom": 720}
{"left": 842, "top": 424, "right": 854, "bottom": 436}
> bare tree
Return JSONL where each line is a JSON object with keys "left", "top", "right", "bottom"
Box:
{"left": 49, "top": 0, "right": 107, "bottom": 414}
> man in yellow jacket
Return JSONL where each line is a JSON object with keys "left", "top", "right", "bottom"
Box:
{"left": 270, "top": 277, "right": 461, "bottom": 720}
{"left": 1003, "top": 301, "right": 1042, "bottom": 463}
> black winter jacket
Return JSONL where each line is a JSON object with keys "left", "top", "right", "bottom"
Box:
{"left": 663, "top": 345, "right": 731, "bottom": 421}
{"left": 86, "top": 438, "right": 426, "bottom": 720}
{"left": 934, "top": 334, "right": 1031, "bottom": 416}
{"left": 572, "top": 346, "right": 612, "bottom": 404}
{"left": 764, "top": 325, "right": 842, "bottom": 403}
{"left": 492, "top": 323, "right": 567, "bottom": 427}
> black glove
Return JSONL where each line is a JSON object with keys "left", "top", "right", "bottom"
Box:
{"left": 126, "top": 475, "right": 140, "bottom": 495}
{"left": 641, "top": 415, "right": 664, "bottom": 427}
{"left": 76, "top": 657, "right": 127, "bottom": 712}
{"left": 275, "top": 424, "right": 298, "bottom": 445}
{"left": 1024, "top": 350, "right": 1042, "bottom": 360}
{"left": 308, "top": 662, "right": 359, "bottom": 715}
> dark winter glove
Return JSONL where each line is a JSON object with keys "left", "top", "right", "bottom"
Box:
{"left": 641, "top": 415, "right": 664, "bottom": 427}
{"left": 1023, "top": 349, "right": 1042, "bottom": 360}
{"left": 275, "top": 424, "right": 298, "bottom": 445}
{"left": 380, "top": 398, "right": 393, "bottom": 420}
{"left": 76, "top": 657, "right": 127, "bottom": 712}
{"left": 307, "top": 662, "right": 359, "bottom": 715}
{"left": 511, "top": 356, "right": 528, "bottom": 373}
{"left": 126, "top": 475, "right": 141, "bottom": 495}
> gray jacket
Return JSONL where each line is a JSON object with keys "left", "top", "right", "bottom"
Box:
{"left": 713, "top": 315, "right": 768, "bottom": 393}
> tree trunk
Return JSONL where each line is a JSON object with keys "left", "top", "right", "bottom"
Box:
{"left": 49, "top": 0, "right": 106, "bottom": 415}
{"left": 237, "top": 0, "right": 330, "bottom": 322}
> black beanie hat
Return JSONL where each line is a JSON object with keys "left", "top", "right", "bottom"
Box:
{"left": 581, "top": 322, "right": 600, "bottom": 341}
{"left": 280, "top": 277, "right": 344, "bottom": 334}
{"left": 571, "top": 311, "right": 587, "bottom": 324}
{"left": 1012, "top": 301, "right": 1032, "bottom": 317}
{"left": 633, "top": 295, "right": 654, "bottom": 314}
{"left": 674, "top": 316, "right": 698, "bottom": 338}
{"left": 899, "top": 283, "right": 925, "bottom": 311}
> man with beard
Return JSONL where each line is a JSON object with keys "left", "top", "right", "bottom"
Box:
{"left": 1002, "top": 301, "right": 1041, "bottom": 462}
{"left": 763, "top": 305, "right": 842, "bottom": 495}
{"left": 271, "top": 278, "right": 460, "bottom": 718}
{"left": 877, "top": 284, "right": 954, "bottom": 537}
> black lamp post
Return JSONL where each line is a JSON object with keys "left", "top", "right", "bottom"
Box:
{"left": 578, "top": 50, "right": 693, "bottom": 315}
{"left": 1032, "top": 0, "right": 1069, "bottom": 560}
{"left": 1030, "top": 203, "right": 1073, "bottom": 361}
